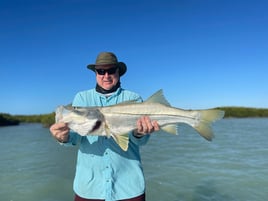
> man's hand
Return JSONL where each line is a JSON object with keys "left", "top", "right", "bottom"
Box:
{"left": 50, "top": 122, "right": 70, "bottom": 143}
{"left": 134, "top": 116, "right": 160, "bottom": 137}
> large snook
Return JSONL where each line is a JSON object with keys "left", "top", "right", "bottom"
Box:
{"left": 56, "top": 90, "right": 224, "bottom": 151}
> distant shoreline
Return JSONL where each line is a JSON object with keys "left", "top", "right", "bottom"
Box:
{"left": 0, "top": 113, "right": 20, "bottom": 126}
{"left": 0, "top": 113, "right": 54, "bottom": 127}
{"left": 1, "top": 107, "right": 268, "bottom": 127}
{"left": 216, "top": 107, "right": 268, "bottom": 118}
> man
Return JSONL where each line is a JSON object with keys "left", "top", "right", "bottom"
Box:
{"left": 50, "top": 52, "right": 159, "bottom": 201}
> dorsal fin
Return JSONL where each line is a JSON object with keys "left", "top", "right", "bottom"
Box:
{"left": 145, "top": 89, "right": 171, "bottom": 106}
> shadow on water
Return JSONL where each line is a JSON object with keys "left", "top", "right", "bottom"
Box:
{"left": 190, "top": 180, "right": 232, "bottom": 201}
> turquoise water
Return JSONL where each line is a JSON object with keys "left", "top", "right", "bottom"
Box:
{"left": 0, "top": 118, "right": 267, "bottom": 201}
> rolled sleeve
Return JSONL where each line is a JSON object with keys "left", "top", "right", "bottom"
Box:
{"left": 59, "top": 131, "right": 81, "bottom": 147}
{"left": 129, "top": 131, "right": 150, "bottom": 146}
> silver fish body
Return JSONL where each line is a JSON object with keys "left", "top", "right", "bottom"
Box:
{"left": 56, "top": 90, "right": 224, "bottom": 151}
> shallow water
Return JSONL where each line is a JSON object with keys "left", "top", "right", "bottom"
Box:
{"left": 0, "top": 118, "right": 267, "bottom": 201}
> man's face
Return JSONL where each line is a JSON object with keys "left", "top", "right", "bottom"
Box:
{"left": 95, "top": 64, "right": 120, "bottom": 90}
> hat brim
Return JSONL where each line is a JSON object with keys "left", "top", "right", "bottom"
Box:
{"left": 87, "top": 62, "right": 127, "bottom": 76}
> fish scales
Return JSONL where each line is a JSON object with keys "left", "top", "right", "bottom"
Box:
{"left": 56, "top": 89, "right": 224, "bottom": 151}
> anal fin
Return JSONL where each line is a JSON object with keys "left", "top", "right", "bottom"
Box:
{"left": 161, "top": 124, "right": 179, "bottom": 135}
{"left": 111, "top": 133, "right": 129, "bottom": 151}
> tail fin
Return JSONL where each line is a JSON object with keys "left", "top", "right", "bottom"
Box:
{"left": 194, "top": 109, "right": 225, "bottom": 141}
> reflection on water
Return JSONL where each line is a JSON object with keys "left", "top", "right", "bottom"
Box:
{"left": 0, "top": 119, "right": 268, "bottom": 201}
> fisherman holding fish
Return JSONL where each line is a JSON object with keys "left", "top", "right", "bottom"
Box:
{"left": 50, "top": 52, "right": 160, "bottom": 201}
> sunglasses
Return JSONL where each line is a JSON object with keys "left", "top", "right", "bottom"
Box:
{"left": 95, "top": 67, "right": 118, "bottom": 75}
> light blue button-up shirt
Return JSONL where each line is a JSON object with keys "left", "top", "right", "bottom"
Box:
{"left": 64, "top": 87, "right": 150, "bottom": 201}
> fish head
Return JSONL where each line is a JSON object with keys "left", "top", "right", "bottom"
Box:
{"left": 56, "top": 106, "right": 105, "bottom": 136}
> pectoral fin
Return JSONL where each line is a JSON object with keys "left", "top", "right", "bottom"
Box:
{"left": 111, "top": 133, "right": 129, "bottom": 151}
{"left": 161, "top": 124, "right": 179, "bottom": 135}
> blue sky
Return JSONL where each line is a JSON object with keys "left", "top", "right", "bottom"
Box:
{"left": 1, "top": 0, "right": 267, "bottom": 115}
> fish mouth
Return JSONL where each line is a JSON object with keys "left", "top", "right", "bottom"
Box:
{"left": 90, "top": 120, "right": 102, "bottom": 132}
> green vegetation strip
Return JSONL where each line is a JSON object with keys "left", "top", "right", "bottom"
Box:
{"left": 0, "top": 113, "right": 55, "bottom": 127}
{"left": 1, "top": 107, "right": 268, "bottom": 127}
{"left": 216, "top": 107, "right": 268, "bottom": 118}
